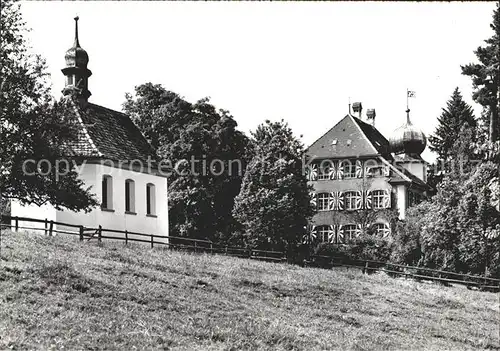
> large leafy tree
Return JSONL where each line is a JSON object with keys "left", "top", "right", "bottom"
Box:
{"left": 123, "top": 83, "right": 250, "bottom": 242}
{"left": 419, "top": 177, "right": 465, "bottom": 273}
{"left": 0, "top": 0, "right": 97, "bottom": 212}
{"left": 232, "top": 120, "right": 314, "bottom": 253}
{"left": 461, "top": 2, "right": 500, "bottom": 143}
{"left": 458, "top": 162, "right": 500, "bottom": 277}
{"left": 397, "top": 162, "right": 500, "bottom": 278}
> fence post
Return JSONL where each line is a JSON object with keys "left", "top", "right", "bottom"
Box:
{"left": 210, "top": 243, "right": 213, "bottom": 254}
{"left": 15, "top": 216, "right": 19, "bottom": 232}
{"left": 125, "top": 230, "right": 128, "bottom": 245}
{"left": 98, "top": 225, "right": 102, "bottom": 243}
{"left": 151, "top": 234, "right": 154, "bottom": 249}
{"left": 44, "top": 218, "right": 48, "bottom": 235}
{"left": 79, "top": 226, "right": 84, "bottom": 242}
{"left": 225, "top": 246, "right": 228, "bottom": 256}
{"left": 484, "top": 266, "right": 488, "bottom": 289}
{"left": 49, "top": 220, "right": 54, "bottom": 236}
{"left": 194, "top": 241, "right": 197, "bottom": 253}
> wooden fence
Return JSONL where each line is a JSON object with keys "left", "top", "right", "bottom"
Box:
{"left": 0, "top": 216, "right": 285, "bottom": 261}
{"left": 1, "top": 215, "right": 499, "bottom": 292}
{"left": 308, "top": 254, "right": 500, "bottom": 292}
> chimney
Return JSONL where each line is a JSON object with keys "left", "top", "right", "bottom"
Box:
{"left": 366, "top": 108, "right": 376, "bottom": 126}
{"left": 352, "top": 102, "right": 362, "bottom": 119}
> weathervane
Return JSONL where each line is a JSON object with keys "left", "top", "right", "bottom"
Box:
{"left": 406, "top": 89, "right": 416, "bottom": 124}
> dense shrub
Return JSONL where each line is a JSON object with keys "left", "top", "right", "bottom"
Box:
{"left": 390, "top": 205, "right": 427, "bottom": 266}
{"left": 390, "top": 162, "right": 500, "bottom": 278}
{"left": 312, "top": 236, "right": 393, "bottom": 267}
{"left": 314, "top": 243, "right": 350, "bottom": 258}
{"left": 350, "top": 235, "right": 393, "bottom": 262}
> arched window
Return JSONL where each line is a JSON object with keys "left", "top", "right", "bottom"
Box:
{"left": 125, "top": 179, "right": 135, "bottom": 213}
{"left": 101, "top": 175, "right": 113, "bottom": 210}
{"left": 146, "top": 183, "right": 156, "bottom": 216}
{"left": 342, "top": 159, "right": 357, "bottom": 179}
{"left": 318, "top": 160, "right": 335, "bottom": 180}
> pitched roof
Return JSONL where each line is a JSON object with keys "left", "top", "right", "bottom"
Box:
{"left": 379, "top": 156, "right": 431, "bottom": 190}
{"left": 400, "top": 167, "right": 430, "bottom": 189}
{"left": 305, "top": 113, "right": 431, "bottom": 190}
{"left": 305, "top": 114, "right": 391, "bottom": 160}
{"left": 351, "top": 116, "right": 392, "bottom": 156}
{"left": 67, "top": 102, "right": 156, "bottom": 162}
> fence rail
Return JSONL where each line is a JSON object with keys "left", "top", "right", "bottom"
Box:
{"left": 1, "top": 215, "right": 498, "bottom": 291}
{"left": 308, "top": 254, "right": 500, "bottom": 290}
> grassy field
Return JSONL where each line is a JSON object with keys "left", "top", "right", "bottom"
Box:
{"left": 0, "top": 230, "right": 498, "bottom": 350}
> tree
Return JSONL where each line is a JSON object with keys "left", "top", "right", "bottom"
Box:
{"left": 0, "top": 0, "right": 97, "bottom": 212}
{"left": 123, "top": 83, "right": 193, "bottom": 150}
{"left": 123, "top": 84, "right": 250, "bottom": 242}
{"left": 458, "top": 162, "right": 500, "bottom": 278}
{"left": 232, "top": 120, "right": 314, "bottom": 254}
{"left": 396, "top": 160, "right": 500, "bottom": 278}
{"left": 391, "top": 202, "right": 428, "bottom": 266}
{"left": 461, "top": 2, "right": 500, "bottom": 143}
{"left": 429, "top": 88, "right": 477, "bottom": 165}
{"left": 418, "top": 177, "right": 465, "bottom": 272}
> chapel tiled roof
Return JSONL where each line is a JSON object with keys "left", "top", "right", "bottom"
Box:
{"left": 67, "top": 102, "right": 156, "bottom": 162}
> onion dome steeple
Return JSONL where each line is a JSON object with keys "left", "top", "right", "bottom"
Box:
{"left": 389, "top": 102, "right": 427, "bottom": 158}
{"left": 61, "top": 16, "right": 92, "bottom": 103}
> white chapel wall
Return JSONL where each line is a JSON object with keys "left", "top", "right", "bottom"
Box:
{"left": 57, "top": 162, "right": 168, "bottom": 242}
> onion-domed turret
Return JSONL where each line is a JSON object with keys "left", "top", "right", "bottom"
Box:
{"left": 62, "top": 16, "right": 92, "bottom": 104}
{"left": 64, "top": 39, "right": 89, "bottom": 69}
{"left": 389, "top": 109, "right": 427, "bottom": 157}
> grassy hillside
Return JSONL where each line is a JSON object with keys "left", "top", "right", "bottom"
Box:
{"left": 0, "top": 231, "right": 498, "bottom": 350}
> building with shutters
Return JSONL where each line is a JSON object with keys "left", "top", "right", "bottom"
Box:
{"left": 11, "top": 17, "right": 169, "bottom": 240}
{"left": 304, "top": 102, "right": 431, "bottom": 245}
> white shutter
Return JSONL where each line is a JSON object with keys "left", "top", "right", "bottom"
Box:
{"left": 383, "top": 189, "right": 391, "bottom": 208}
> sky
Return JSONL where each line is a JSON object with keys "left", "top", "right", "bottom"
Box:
{"left": 20, "top": 1, "right": 496, "bottom": 162}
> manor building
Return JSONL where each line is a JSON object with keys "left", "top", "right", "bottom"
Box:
{"left": 305, "top": 102, "right": 431, "bottom": 245}
{"left": 11, "top": 17, "right": 169, "bottom": 239}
